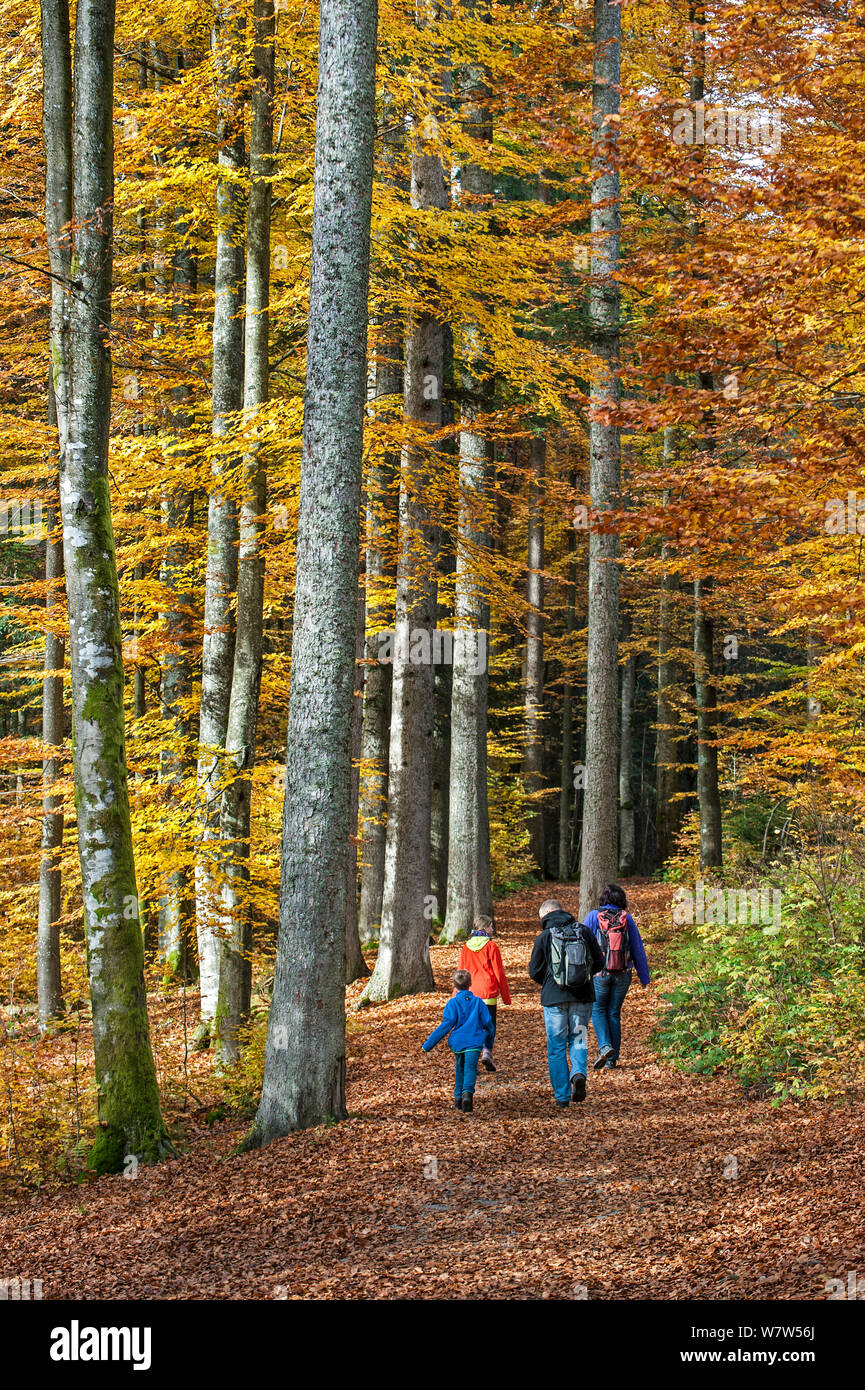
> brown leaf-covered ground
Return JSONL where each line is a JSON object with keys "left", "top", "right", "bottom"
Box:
{"left": 2, "top": 879, "right": 864, "bottom": 1300}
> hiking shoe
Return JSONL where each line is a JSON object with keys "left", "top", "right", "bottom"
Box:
{"left": 593, "top": 1047, "right": 614, "bottom": 1070}
{"left": 605, "top": 1058, "right": 617, "bottom": 1069}
{"left": 461, "top": 1093, "right": 474, "bottom": 1113}
{"left": 556, "top": 1101, "right": 570, "bottom": 1111}
{"left": 571, "top": 1073, "right": 587, "bottom": 1103}
{"left": 454, "top": 1097, "right": 463, "bottom": 1109}
{"left": 481, "top": 1049, "right": 496, "bottom": 1073}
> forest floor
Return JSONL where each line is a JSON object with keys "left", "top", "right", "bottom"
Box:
{"left": 2, "top": 879, "right": 864, "bottom": 1300}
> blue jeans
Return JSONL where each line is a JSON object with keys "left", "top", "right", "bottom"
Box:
{"left": 454, "top": 1049, "right": 481, "bottom": 1098}
{"left": 542, "top": 1003, "right": 591, "bottom": 1103}
{"left": 592, "top": 970, "right": 632, "bottom": 1061}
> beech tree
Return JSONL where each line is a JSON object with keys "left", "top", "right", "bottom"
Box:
{"left": 247, "top": 0, "right": 378, "bottom": 1142}
{"left": 40, "top": 0, "right": 167, "bottom": 1170}
{"left": 579, "top": 0, "right": 622, "bottom": 921}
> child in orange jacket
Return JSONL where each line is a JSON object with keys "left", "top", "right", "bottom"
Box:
{"left": 458, "top": 915, "right": 511, "bottom": 1073}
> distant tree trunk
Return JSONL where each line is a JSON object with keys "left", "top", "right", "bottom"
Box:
{"left": 619, "top": 644, "right": 636, "bottom": 876}
{"left": 524, "top": 435, "right": 545, "bottom": 874}
{"left": 214, "top": 0, "right": 275, "bottom": 1066}
{"left": 357, "top": 330, "right": 399, "bottom": 944}
{"left": 431, "top": 657, "right": 452, "bottom": 914}
{"left": 558, "top": 472, "right": 577, "bottom": 879}
{"left": 247, "top": 0, "right": 377, "bottom": 1144}
{"left": 442, "top": 48, "right": 493, "bottom": 941}
{"left": 806, "top": 631, "right": 821, "bottom": 719}
{"left": 38, "top": 377, "right": 65, "bottom": 1029}
{"left": 157, "top": 47, "right": 198, "bottom": 980}
{"left": 43, "top": 0, "right": 167, "bottom": 1171}
{"left": 578, "top": 0, "right": 622, "bottom": 920}
{"left": 195, "top": 4, "right": 245, "bottom": 1042}
{"left": 345, "top": 589, "right": 370, "bottom": 982}
{"left": 694, "top": 576, "right": 722, "bottom": 868}
{"left": 656, "top": 467, "right": 682, "bottom": 864}
{"left": 359, "top": 110, "right": 448, "bottom": 1004}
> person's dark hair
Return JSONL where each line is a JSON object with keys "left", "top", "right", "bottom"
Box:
{"left": 600, "top": 883, "right": 627, "bottom": 910}
{"left": 453, "top": 970, "right": 472, "bottom": 991}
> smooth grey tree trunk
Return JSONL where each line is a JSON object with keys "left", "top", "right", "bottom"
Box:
{"left": 695, "top": 576, "right": 722, "bottom": 868}
{"left": 215, "top": 0, "right": 275, "bottom": 1066}
{"left": 195, "top": 4, "right": 245, "bottom": 1040}
{"left": 524, "top": 436, "right": 545, "bottom": 874}
{"left": 442, "top": 55, "right": 493, "bottom": 941}
{"left": 619, "top": 644, "right": 636, "bottom": 876}
{"left": 156, "top": 48, "right": 196, "bottom": 979}
{"left": 359, "top": 118, "right": 448, "bottom": 1004}
{"left": 579, "top": 0, "right": 622, "bottom": 921}
{"left": 43, "top": 0, "right": 167, "bottom": 1171}
{"left": 246, "top": 0, "right": 377, "bottom": 1143}
{"left": 656, "top": 458, "right": 682, "bottom": 864}
{"left": 38, "top": 378, "right": 65, "bottom": 1028}
{"left": 345, "top": 589, "right": 370, "bottom": 982}
{"left": 357, "top": 332, "right": 399, "bottom": 944}
{"left": 558, "top": 474, "right": 577, "bottom": 879}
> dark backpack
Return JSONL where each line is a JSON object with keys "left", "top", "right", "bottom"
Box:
{"left": 598, "top": 908, "right": 630, "bottom": 973}
{"left": 549, "top": 920, "right": 592, "bottom": 989}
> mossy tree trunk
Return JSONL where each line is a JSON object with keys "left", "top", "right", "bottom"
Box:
{"left": 42, "top": 0, "right": 168, "bottom": 1171}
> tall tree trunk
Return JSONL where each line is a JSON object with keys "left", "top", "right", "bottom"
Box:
{"left": 430, "top": 657, "right": 451, "bottom": 915}
{"left": 694, "top": 576, "right": 722, "bottom": 868}
{"left": 345, "top": 588, "right": 370, "bottom": 982}
{"left": 558, "top": 474, "right": 577, "bottom": 879}
{"left": 247, "top": 0, "right": 377, "bottom": 1144}
{"left": 156, "top": 48, "right": 197, "bottom": 979}
{"left": 619, "top": 643, "right": 636, "bottom": 876}
{"left": 38, "top": 375, "right": 65, "bottom": 1029}
{"left": 524, "top": 435, "right": 545, "bottom": 874}
{"left": 43, "top": 0, "right": 167, "bottom": 1171}
{"left": 357, "top": 330, "right": 399, "bottom": 944}
{"left": 359, "top": 100, "right": 448, "bottom": 1004}
{"left": 578, "top": 0, "right": 622, "bottom": 920}
{"left": 195, "top": 4, "right": 245, "bottom": 1042}
{"left": 656, "top": 471, "right": 682, "bottom": 865}
{"left": 214, "top": 0, "right": 275, "bottom": 1066}
{"left": 442, "top": 48, "right": 493, "bottom": 941}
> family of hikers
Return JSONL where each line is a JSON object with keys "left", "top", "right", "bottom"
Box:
{"left": 421, "top": 885, "right": 651, "bottom": 1114}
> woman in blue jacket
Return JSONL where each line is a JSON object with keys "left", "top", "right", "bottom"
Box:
{"left": 584, "top": 883, "right": 650, "bottom": 1069}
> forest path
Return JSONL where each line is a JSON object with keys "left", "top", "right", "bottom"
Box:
{"left": 3, "top": 879, "right": 862, "bottom": 1299}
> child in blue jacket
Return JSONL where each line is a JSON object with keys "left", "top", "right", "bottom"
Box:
{"left": 422, "top": 970, "right": 494, "bottom": 1114}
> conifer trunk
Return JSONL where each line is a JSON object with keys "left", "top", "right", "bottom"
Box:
{"left": 247, "top": 0, "right": 377, "bottom": 1142}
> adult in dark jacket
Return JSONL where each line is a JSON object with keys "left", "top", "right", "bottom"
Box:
{"left": 528, "top": 899, "right": 605, "bottom": 1109}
